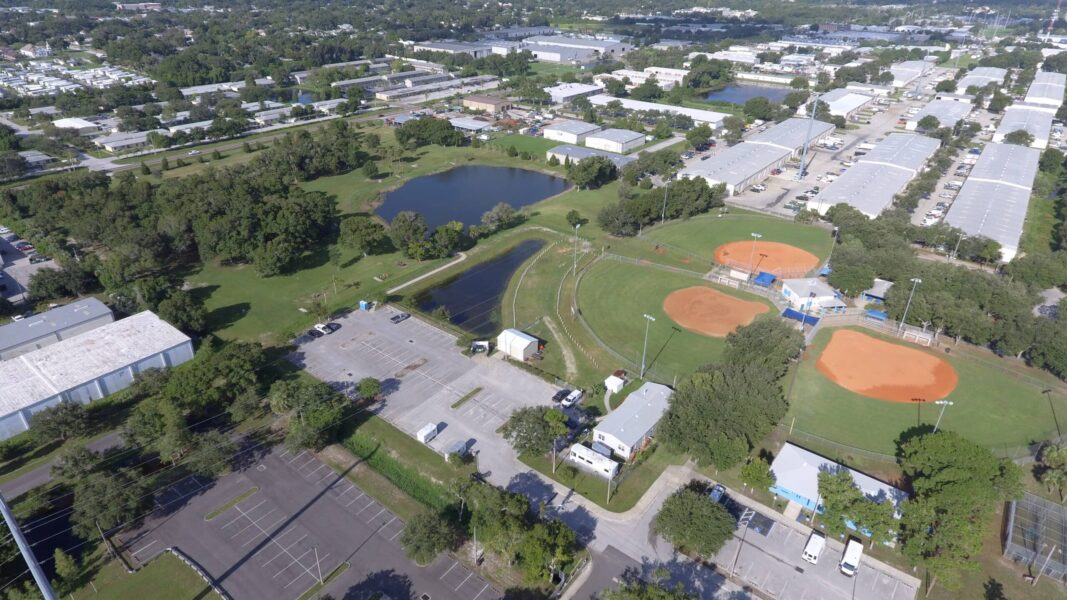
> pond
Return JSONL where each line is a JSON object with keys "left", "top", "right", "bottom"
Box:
{"left": 377, "top": 165, "right": 569, "bottom": 231}
{"left": 415, "top": 239, "right": 545, "bottom": 335}
{"left": 705, "top": 84, "right": 792, "bottom": 105}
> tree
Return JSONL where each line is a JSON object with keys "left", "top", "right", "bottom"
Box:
{"left": 568, "top": 156, "right": 617, "bottom": 190}
{"left": 518, "top": 518, "right": 577, "bottom": 581}
{"left": 71, "top": 468, "right": 147, "bottom": 538}
{"left": 916, "top": 115, "right": 940, "bottom": 131}
{"left": 389, "top": 211, "right": 428, "bottom": 257}
{"left": 51, "top": 445, "right": 100, "bottom": 483}
{"left": 183, "top": 430, "right": 236, "bottom": 477}
{"left": 30, "top": 401, "right": 89, "bottom": 444}
{"left": 934, "top": 80, "right": 957, "bottom": 93}
{"left": 52, "top": 548, "right": 79, "bottom": 595}
{"left": 357, "top": 377, "right": 382, "bottom": 401}
{"left": 157, "top": 289, "right": 207, "bottom": 333}
{"left": 790, "top": 76, "right": 809, "bottom": 89}
{"left": 361, "top": 161, "right": 379, "bottom": 179}
{"left": 340, "top": 216, "right": 390, "bottom": 255}
{"left": 480, "top": 202, "right": 519, "bottom": 233}
{"left": 654, "top": 485, "right": 735, "bottom": 558}
{"left": 899, "top": 431, "right": 1023, "bottom": 592}
{"left": 1038, "top": 444, "right": 1067, "bottom": 501}
{"left": 1003, "top": 129, "right": 1034, "bottom": 147}
{"left": 603, "top": 580, "right": 695, "bottom": 600}
{"left": 270, "top": 379, "right": 346, "bottom": 451}
{"left": 783, "top": 90, "right": 810, "bottom": 110}
{"left": 722, "top": 115, "right": 746, "bottom": 145}
{"left": 0, "top": 153, "right": 28, "bottom": 180}
{"left": 685, "top": 124, "right": 713, "bottom": 148}
{"left": 740, "top": 456, "right": 776, "bottom": 491}
{"left": 743, "top": 97, "right": 776, "bottom": 121}
{"left": 500, "top": 406, "right": 569, "bottom": 456}
{"left": 363, "top": 133, "right": 381, "bottom": 150}
{"left": 139, "top": 161, "right": 151, "bottom": 175}
{"left": 565, "top": 210, "right": 585, "bottom": 229}
{"left": 399, "top": 511, "right": 458, "bottom": 565}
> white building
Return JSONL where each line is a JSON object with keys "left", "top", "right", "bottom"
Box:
{"left": 567, "top": 444, "right": 620, "bottom": 478}
{"left": 584, "top": 128, "right": 645, "bottom": 153}
{"left": 780, "top": 278, "right": 845, "bottom": 313}
{"left": 889, "top": 60, "right": 931, "bottom": 88}
{"left": 819, "top": 88, "right": 875, "bottom": 119}
{"left": 496, "top": 329, "right": 538, "bottom": 361}
{"left": 94, "top": 129, "right": 165, "bottom": 153}
{"left": 51, "top": 117, "right": 99, "bottom": 135}
{"left": 544, "top": 82, "right": 604, "bottom": 104}
{"left": 593, "top": 382, "right": 673, "bottom": 460}
{"left": 411, "top": 41, "right": 493, "bottom": 59}
{"left": 0, "top": 298, "right": 113, "bottom": 360}
{"left": 770, "top": 443, "right": 906, "bottom": 514}
{"left": 693, "top": 49, "right": 759, "bottom": 66}
{"left": 958, "top": 67, "right": 1008, "bottom": 92}
{"left": 545, "top": 145, "right": 637, "bottom": 170}
{"left": 524, "top": 35, "right": 629, "bottom": 57}
{"left": 905, "top": 100, "right": 972, "bottom": 131}
{"left": 0, "top": 311, "right": 194, "bottom": 440}
{"left": 586, "top": 94, "right": 727, "bottom": 127}
{"left": 993, "top": 104, "right": 1054, "bottom": 149}
{"left": 542, "top": 120, "right": 602, "bottom": 144}
{"left": 1024, "top": 71, "right": 1066, "bottom": 108}
{"left": 596, "top": 67, "right": 688, "bottom": 91}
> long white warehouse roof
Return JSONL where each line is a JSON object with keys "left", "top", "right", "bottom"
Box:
{"left": 909, "top": 100, "right": 972, "bottom": 129}
{"left": 1025, "top": 71, "right": 1066, "bottom": 107}
{"left": 995, "top": 104, "right": 1053, "bottom": 145}
{"left": 958, "top": 66, "right": 1007, "bottom": 91}
{"left": 586, "top": 94, "right": 727, "bottom": 126}
{"left": 944, "top": 142, "right": 1040, "bottom": 262}
{"left": 0, "top": 311, "right": 191, "bottom": 416}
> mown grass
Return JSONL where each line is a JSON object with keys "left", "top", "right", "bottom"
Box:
{"left": 86, "top": 553, "right": 219, "bottom": 600}
{"left": 204, "top": 486, "right": 258, "bottom": 521}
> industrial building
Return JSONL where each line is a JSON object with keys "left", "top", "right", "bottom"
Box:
{"left": 812, "top": 133, "right": 941, "bottom": 216}
{"left": 374, "top": 75, "right": 497, "bottom": 101}
{"left": 584, "top": 128, "right": 645, "bottom": 154}
{"left": 94, "top": 129, "right": 166, "bottom": 153}
{"left": 770, "top": 443, "right": 906, "bottom": 515}
{"left": 463, "top": 95, "right": 512, "bottom": 113}
{"left": 699, "top": 48, "right": 759, "bottom": 66}
{"left": 0, "top": 311, "right": 194, "bottom": 440}
{"left": 957, "top": 66, "right": 1008, "bottom": 91}
{"left": 179, "top": 77, "right": 273, "bottom": 98}
{"left": 330, "top": 70, "right": 429, "bottom": 92}
{"left": 16, "top": 150, "right": 56, "bottom": 170}
{"left": 944, "top": 142, "right": 1040, "bottom": 262}
{"left": 679, "top": 118, "right": 835, "bottom": 195}
{"left": 889, "top": 60, "right": 931, "bottom": 88}
{"left": 593, "top": 382, "right": 672, "bottom": 460}
{"left": 846, "top": 82, "right": 892, "bottom": 96}
{"left": 524, "top": 35, "right": 629, "bottom": 57}
{"left": 905, "top": 99, "right": 972, "bottom": 131}
{"left": 819, "top": 88, "right": 875, "bottom": 119}
{"left": 545, "top": 145, "right": 637, "bottom": 170}
{"left": 595, "top": 67, "right": 689, "bottom": 91}
{"left": 411, "top": 41, "right": 492, "bottom": 58}
{"left": 51, "top": 117, "right": 99, "bottom": 135}
{"left": 544, "top": 82, "right": 604, "bottom": 104}
{"left": 993, "top": 104, "right": 1054, "bottom": 149}
{"left": 449, "top": 117, "right": 492, "bottom": 134}
{"left": 585, "top": 94, "right": 727, "bottom": 127}
{"left": 0, "top": 299, "right": 113, "bottom": 360}
{"left": 1024, "top": 71, "right": 1066, "bottom": 107}
{"left": 542, "top": 120, "right": 601, "bottom": 144}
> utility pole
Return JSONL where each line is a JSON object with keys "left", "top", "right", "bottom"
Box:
{"left": 898, "top": 277, "right": 922, "bottom": 335}
{"left": 640, "top": 313, "right": 656, "bottom": 378}
{"left": 796, "top": 93, "right": 819, "bottom": 181}
{"left": 951, "top": 232, "right": 966, "bottom": 260}
{"left": 0, "top": 493, "right": 58, "bottom": 600}
{"left": 748, "top": 232, "right": 762, "bottom": 280}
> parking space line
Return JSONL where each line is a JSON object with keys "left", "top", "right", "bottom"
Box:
{"left": 230, "top": 509, "right": 275, "bottom": 538}
{"left": 286, "top": 450, "right": 307, "bottom": 464}
{"left": 241, "top": 516, "right": 287, "bottom": 547}
{"left": 258, "top": 531, "right": 306, "bottom": 564}
{"left": 455, "top": 572, "right": 473, "bottom": 591}
{"left": 306, "top": 463, "right": 327, "bottom": 477}
{"left": 367, "top": 507, "right": 387, "bottom": 521}
{"left": 472, "top": 583, "right": 490, "bottom": 600}
{"left": 233, "top": 504, "right": 321, "bottom": 584}
{"left": 441, "top": 561, "right": 459, "bottom": 579}
{"left": 355, "top": 500, "right": 377, "bottom": 515}
{"left": 345, "top": 492, "right": 365, "bottom": 507}
{"left": 388, "top": 527, "right": 404, "bottom": 541}
{"left": 223, "top": 499, "right": 267, "bottom": 528}
{"left": 273, "top": 548, "right": 314, "bottom": 579}
{"left": 130, "top": 539, "right": 157, "bottom": 557}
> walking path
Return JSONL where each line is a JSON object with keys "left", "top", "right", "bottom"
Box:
{"left": 543, "top": 316, "right": 577, "bottom": 378}
{"left": 386, "top": 251, "right": 467, "bottom": 294}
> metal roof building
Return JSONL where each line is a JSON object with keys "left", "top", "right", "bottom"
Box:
{"left": 586, "top": 94, "right": 727, "bottom": 126}
{"left": 812, "top": 133, "right": 941, "bottom": 216}
{"left": 593, "top": 382, "right": 672, "bottom": 460}
{"left": 0, "top": 311, "right": 194, "bottom": 440}
{"left": 770, "top": 443, "right": 907, "bottom": 513}
{"left": 905, "top": 99, "right": 972, "bottom": 131}
{"left": 944, "top": 142, "right": 1040, "bottom": 262}
{"left": 545, "top": 144, "right": 637, "bottom": 170}
{"left": 0, "top": 298, "right": 113, "bottom": 360}
{"left": 993, "top": 104, "right": 1054, "bottom": 149}
{"left": 889, "top": 60, "right": 931, "bottom": 88}
{"left": 819, "top": 88, "right": 875, "bottom": 119}
{"left": 958, "top": 66, "right": 1008, "bottom": 91}
{"left": 1024, "top": 71, "right": 1066, "bottom": 107}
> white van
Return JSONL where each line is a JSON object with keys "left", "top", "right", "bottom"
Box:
{"left": 417, "top": 423, "right": 438, "bottom": 444}
{"left": 802, "top": 531, "right": 825, "bottom": 565}
{"left": 839, "top": 538, "right": 863, "bottom": 577}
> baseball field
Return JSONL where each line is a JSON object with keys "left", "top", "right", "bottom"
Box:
{"left": 788, "top": 326, "right": 1067, "bottom": 455}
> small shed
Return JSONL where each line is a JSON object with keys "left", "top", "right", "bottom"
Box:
{"left": 496, "top": 329, "right": 538, "bottom": 361}
{"left": 604, "top": 374, "right": 625, "bottom": 394}
{"left": 862, "top": 278, "right": 894, "bottom": 304}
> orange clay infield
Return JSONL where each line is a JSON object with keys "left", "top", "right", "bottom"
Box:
{"left": 662, "top": 287, "right": 770, "bottom": 337}
{"left": 714, "top": 241, "right": 820, "bottom": 275}
{"left": 816, "top": 330, "right": 959, "bottom": 403}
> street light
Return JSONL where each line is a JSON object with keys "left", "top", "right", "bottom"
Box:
{"left": 951, "top": 233, "right": 967, "bottom": 261}
{"left": 933, "top": 400, "right": 954, "bottom": 433}
{"left": 897, "top": 277, "right": 922, "bottom": 335}
{"left": 640, "top": 313, "right": 656, "bottom": 378}
{"left": 748, "top": 232, "right": 762, "bottom": 280}
{"left": 572, "top": 223, "right": 582, "bottom": 276}
{"left": 660, "top": 172, "right": 673, "bottom": 225}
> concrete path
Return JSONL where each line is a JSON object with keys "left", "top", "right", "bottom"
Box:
{"left": 386, "top": 251, "right": 467, "bottom": 294}
{"left": 638, "top": 134, "right": 685, "bottom": 155}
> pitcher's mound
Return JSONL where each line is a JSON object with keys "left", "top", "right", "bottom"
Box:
{"left": 715, "top": 241, "right": 819, "bottom": 276}
{"left": 663, "top": 287, "right": 770, "bottom": 337}
{"left": 816, "top": 330, "right": 958, "bottom": 403}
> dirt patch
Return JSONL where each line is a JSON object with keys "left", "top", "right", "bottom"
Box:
{"left": 816, "top": 330, "right": 959, "bottom": 403}
{"left": 663, "top": 287, "right": 770, "bottom": 337}
{"left": 714, "top": 241, "right": 820, "bottom": 276}
{"left": 654, "top": 245, "right": 668, "bottom": 255}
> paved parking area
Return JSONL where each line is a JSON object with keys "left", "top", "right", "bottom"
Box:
{"left": 122, "top": 445, "right": 500, "bottom": 600}
{"left": 292, "top": 307, "right": 561, "bottom": 485}
{"left": 0, "top": 232, "right": 52, "bottom": 304}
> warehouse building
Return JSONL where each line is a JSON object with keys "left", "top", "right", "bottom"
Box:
{"left": 905, "top": 99, "right": 972, "bottom": 131}
{"left": 526, "top": 45, "right": 596, "bottom": 64}
{"left": 584, "top": 128, "right": 645, "bottom": 153}
{"left": 0, "top": 311, "right": 194, "bottom": 440}
{"left": 51, "top": 117, "right": 99, "bottom": 135}
{"left": 678, "top": 118, "right": 835, "bottom": 195}
{"left": 958, "top": 67, "right": 1008, "bottom": 92}
{"left": 993, "top": 104, "right": 1054, "bottom": 149}
{"left": 94, "top": 129, "right": 165, "bottom": 153}
{"left": 544, "top": 82, "right": 604, "bottom": 104}
{"left": 819, "top": 88, "right": 875, "bottom": 119}
{"left": 595, "top": 67, "right": 689, "bottom": 90}
{"left": 16, "top": 150, "right": 57, "bottom": 170}
{"left": 524, "top": 35, "right": 629, "bottom": 57}
{"left": 463, "top": 95, "right": 512, "bottom": 113}
{"left": 812, "top": 133, "right": 941, "bottom": 216}
{"left": 330, "top": 71, "right": 427, "bottom": 92}
{"left": 770, "top": 443, "right": 906, "bottom": 515}
{"left": 411, "top": 41, "right": 492, "bottom": 59}
{"left": 585, "top": 94, "right": 727, "bottom": 127}
{"left": 542, "top": 120, "right": 602, "bottom": 144}
{"left": 944, "top": 142, "right": 1040, "bottom": 262}
{"left": 0, "top": 299, "right": 113, "bottom": 360}
{"left": 889, "top": 60, "right": 931, "bottom": 88}
{"left": 846, "top": 82, "right": 893, "bottom": 96}
{"left": 374, "top": 75, "right": 497, "bottom": 101}
{"left": 545, "top": 145, "right": 637, "bottom": 170}
{"left": 1024, "top": 71, "right": 1066, "bottom": 107}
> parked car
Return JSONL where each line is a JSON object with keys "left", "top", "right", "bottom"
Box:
{"left": 0, "top": 227, "right": 9, "bottom": 234}
{"left": 750, "top": 184, "right": 766, "bottom": 192}
{"left": 188, "top": 150, "right": 201, "bottom": 156}
{"left": 708, "top": 484, "right": 727, "bottom": 504}
{"left": 390, "top": 313, "right": 411, "bottom": 324}
{"left": 552, "top": 389, "right": 570, "bottom": 403}
{"left": 770, "top": 168, "right": 782, "bottom": 175}
{"left": 561, "top": 389, "right": 584, "bottom": 408}
{"left": 307, "top": 328, "right": 325, "bottom": 339}
{"left": 314, "top": 322, "right": 340, "bottom": 335}
{"left": 29, "top": 255, "right": 50, "bottom": 264}
{"left": 323, "top": 322, "right": 341, "bottom": 333}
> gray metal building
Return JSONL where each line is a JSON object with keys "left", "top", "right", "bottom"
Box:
{"left": 0, "top": 311, "right": 194, "bottom": 440}
{"left": 957, "top": 66, "right": 1008, "bottom": 91}
{"left": 545, "top": 144, "right": 637, "bottom": 170}
{"left": 905, "top": 99, "right": 972, "bottom": 131}
{"left": 944, "top": 142, "right": 1040, "bottom": 262}
{"left": 993, "top": 104, "right": 1054, "bottom": 149}
{"left": 1024, "top": 71, "right": 1066, "bottom": 107}
{"left": 0, "top": 298, "right": 113, "bottom": 360}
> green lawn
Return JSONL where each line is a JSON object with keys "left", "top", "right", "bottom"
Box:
{"left": 576, "top": 259, "right": 776, "bottom": 382}
{"left": 788, "top": 327, "right": 1067, "bottom": 456}
{"left": 528, "top": 62, "right": 583, "bottom": 78}
{"left": 1020, "top": 186, "right": 1058, "bottom": 255}
{"left": 87, "top": 553, "right": 218, "bottom": 600}
{"left": 491, "top": 133, "right": 560, "bottom": 156}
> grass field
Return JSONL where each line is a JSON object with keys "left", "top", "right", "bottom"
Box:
{"left": 490, "top": 133, "right": 560, "bottom": 156}
{"left": 642, "top": 212, "right": 834, "bottom": 271}
{"left": 788, "top": 326, "right": 1067, "bottom": 456}
{"left": 576, "top": 259, "right": 776, "bottom": 381}
{"left": 87, "top": 553, "right": 218, "bottom": 600}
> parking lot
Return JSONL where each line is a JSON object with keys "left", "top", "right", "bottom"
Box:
{"left": 122, "top": 446, "right": 500, "bottom": 600}
{"left": 0, "top": 229, "right": 53, "bottom": 304}
{"left": 292, "top": 307, "right": 562, "bottom": 486}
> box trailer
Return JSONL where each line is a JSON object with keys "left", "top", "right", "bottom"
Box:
{"left": 417, "top": 423, "right": 438, "bottom": 444}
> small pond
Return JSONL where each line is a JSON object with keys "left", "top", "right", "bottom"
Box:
{"left": 415, "top": 239, "right": 545, "bottom": 335}
{"left": 377, "top": 165, "right": 569, "bottom": 231}
{"left": 705, "top": 84, "right": 792, "bottom": 105}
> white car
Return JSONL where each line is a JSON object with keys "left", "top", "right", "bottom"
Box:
{"left": 561, "top": 389, "right": 584, "bottom": 408}
{"left": 187, "top": 150, "right": 200, "bottom": 156}
{"left": 750, "top": 184, "right": 767, "bottom": 192}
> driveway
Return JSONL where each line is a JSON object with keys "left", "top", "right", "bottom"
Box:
{"left": 121, "top": 445, "right": 500, "bottom": 600}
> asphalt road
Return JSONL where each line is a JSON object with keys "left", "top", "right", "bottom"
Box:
{"left": 0, "top": 431, "right": 123, "bottom": 499}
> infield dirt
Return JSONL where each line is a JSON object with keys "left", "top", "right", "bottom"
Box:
{"left": 662, "top": 286, "right": 770, "bottom": 337}
{"left": 714, "top": 241, "right": 820, "bottom": 276}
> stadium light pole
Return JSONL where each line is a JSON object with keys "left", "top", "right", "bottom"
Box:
{"left": 932, "top": 400, "right": 954, "bottom": 433}
{"left": 0, "top": 494, "right": 57, "bottom": 600}
{"left": 660, "top": 171, "right": 673, "bottom": 225}
{"left": 748, "top": 232, "right": 762, "bottom": 280}
{"left": 897, "top": 277, "right": 922, "bottom": 335}
{"left": 572, "top": 223, "right": 582, "bottom": 276}
{"left": 640, "top": 313, "right": 656, "bottom": 378}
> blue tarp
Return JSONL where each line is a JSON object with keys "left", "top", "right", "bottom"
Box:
{"left": 866, "top": 309, "right": 889, "bottom": 321}
{"left": 753, "top": 272, "right": 776, "bottom": 287}
{"left": 819, "top": 266, "right": 832, "bottom": 276}
{"left": 782, "top": 308, "right": 820, "bottom": 326}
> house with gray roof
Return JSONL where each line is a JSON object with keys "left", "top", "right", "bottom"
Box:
{"left": 593, "top": 382, "right": 673, "bottom": 460}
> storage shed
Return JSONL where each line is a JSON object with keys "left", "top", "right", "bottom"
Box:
{"left": 496, "top": 329, "right": 538, "bottom": 361}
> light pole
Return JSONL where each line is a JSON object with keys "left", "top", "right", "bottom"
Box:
{"left": 748, "top": 232, "right": 762, "bottom": 280}
{"left": 640, "top": 313, "right": 656, "bottom": 378}
{"left": 660, "top": 172, "right": 673, "bottom": 225}
{"left": 826, "top": 227, "right": 839, "bottom": 270}
{"left": 1043, "top": 389, "right": 1062, "bottom": 438}
{"left": 932, "top": 400, "right": 954, "bottom": 433}
{"left": 951, "top": 233, "right": 966, "bottom": 261}
{"left": 897, "top": 277, "right": 922, "bottom": 335}
{"left": 572, "top": 223, "right": 582, "bottom": 276}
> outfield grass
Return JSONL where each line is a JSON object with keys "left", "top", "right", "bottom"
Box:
{"left": 788, "top": 326, "right": 1067, "bottom": 456}
{"left": 576, "top": 259, "right": 776, "bottom": 381}
{"left": 89, "top": 553, "right": 218, "bottom": 600}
